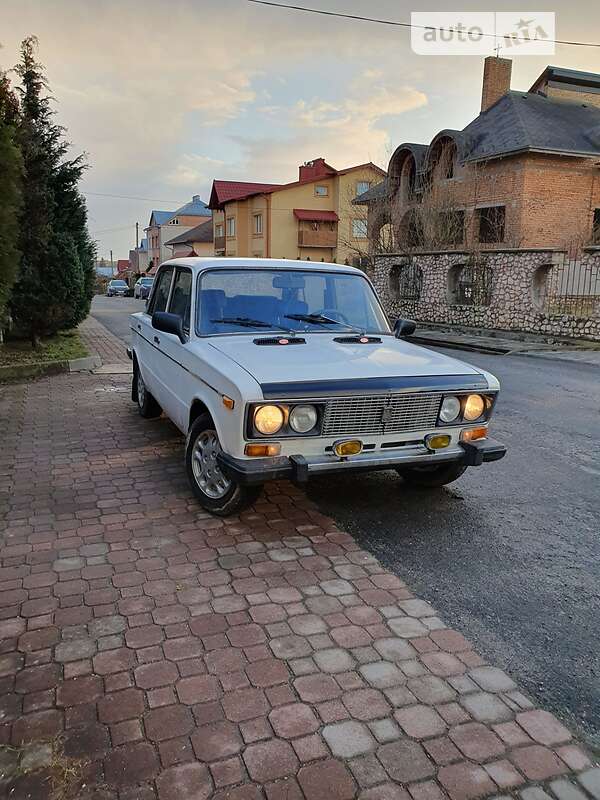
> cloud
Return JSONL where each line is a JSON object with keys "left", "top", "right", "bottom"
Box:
{"left": 167, "top": 154, "right": 226, "bottom": 189}
{"left": 0, "top": 0, "right": 429, "bottom": 256}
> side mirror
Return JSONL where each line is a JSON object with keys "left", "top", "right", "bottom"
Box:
{"left": 152, "top": 311, "right": 185, "bottom": 343}
{"left": 394, "top": 318, "right": 416, "bottom": 338}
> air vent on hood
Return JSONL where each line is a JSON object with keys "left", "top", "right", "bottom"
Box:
{"left": 253, "top": 337, "right": 306, "bottom": 346}
{"left": 333, "top": 336, "right": 382, "bottom": 344}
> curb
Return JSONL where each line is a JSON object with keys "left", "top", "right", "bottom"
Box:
{"left": 0, "top": 354, "right": 101, "bottom": 383}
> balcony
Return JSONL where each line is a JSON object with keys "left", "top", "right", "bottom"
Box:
{"left": 298, "top": 228, "right": 337, "bottom": 248}
{"left": 214, "top": 235, "right": 226, "bottom": 253}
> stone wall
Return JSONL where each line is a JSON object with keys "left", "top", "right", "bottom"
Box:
{"left": 372, "top": 248, "right": 600, "bottom": 341}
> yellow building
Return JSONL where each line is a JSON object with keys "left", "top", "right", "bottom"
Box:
{"left": 208, "top": 158, "right": 386, "bottom": 265}
{"left": 164, "top": 219, "right": 214, "bottom": 259}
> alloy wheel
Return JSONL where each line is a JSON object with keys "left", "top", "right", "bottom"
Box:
{"left": 191, "top": 429, "right": 231, "bottom": 499}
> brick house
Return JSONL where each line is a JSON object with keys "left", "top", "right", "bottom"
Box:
{"left": 208, "top": 158, "right": 385, "bottom": 265}
{"left": 144, "top": 196, "right": 211, "bottom": 268}
{"left": 357, "top": 58, "right": 600, "bottom": 255}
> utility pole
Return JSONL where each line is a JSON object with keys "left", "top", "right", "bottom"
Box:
{"left": 110, "top": 249, "right": 113, "bottom": 275}
{"left": 135, "top": 222, "right": 139, "bottom": 249}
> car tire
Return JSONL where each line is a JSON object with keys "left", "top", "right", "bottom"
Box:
{"left": 185, "top": 413, "right": 262, "bottom": 516}
{"left": 397, "top": 461, "right": 467, "bottom": 488}
{"left": 133, "top": 363, "right": 162, "bottom": 418}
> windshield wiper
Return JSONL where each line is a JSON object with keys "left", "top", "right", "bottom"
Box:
{"left": 285, "top": 313, "right": 364, "bottom": 336}
{"left": 211, "top": 317, "right": 294, "bottom": 334}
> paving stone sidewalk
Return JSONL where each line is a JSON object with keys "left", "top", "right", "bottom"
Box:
{"left": 78, "top": 316, "right": 132, "bottom": 372}
{"left": 0, "top": 366, "right": 598, "bottom": 800}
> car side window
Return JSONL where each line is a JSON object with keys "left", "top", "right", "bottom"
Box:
{"left": 168, "top": 269, "right": 193, "bottom": 333}
{"left": 148, "top": 267, "right": 174, "bottom": 314}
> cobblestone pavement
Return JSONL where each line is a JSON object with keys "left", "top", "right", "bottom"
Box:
{"left": 1, "top": 367, "right": 598, "bottom": 800}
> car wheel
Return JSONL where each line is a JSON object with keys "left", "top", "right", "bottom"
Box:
{"left": 134, "top": 364, "right": 161, "bottom": 418}
{"left": 185, "top": 413, "right": 262, "bottom": 516}
{"left": 397, "top": 461, "right": 467, "bottom": 488}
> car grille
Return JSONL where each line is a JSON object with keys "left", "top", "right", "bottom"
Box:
{"left": 321, "top": 392, "right": 442, "bottom": 437}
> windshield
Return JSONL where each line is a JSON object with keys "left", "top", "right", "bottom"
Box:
{"left": 141, "top": 278, "right": 154, "bottom": 285}
{"left": 111, "top": 281, "right": 127, "bottom": 287}
{"left": 196, "top": 269, "right": 390, "bottom": 336}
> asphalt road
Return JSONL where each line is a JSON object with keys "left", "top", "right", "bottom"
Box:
{"left": 91, "top": 294, "right": 145, "bottom": 346}
{"left": 92, "top": 296, "right": 600, "bottom": 749}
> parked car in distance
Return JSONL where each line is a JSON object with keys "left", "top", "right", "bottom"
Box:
{"left": 129, "top": 258, "right": 506, "bottom": 516}
{"left": 106, "top": 279, "right": 130, "bottom": 297}
{"left": 134, "top": 276, "right": 154, "bottom": 300}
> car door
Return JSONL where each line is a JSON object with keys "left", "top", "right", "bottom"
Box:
{"left": 135, "top": 265, "right": 175, "bottom": 411}
{"left": 156, "top": 266, "right": 195, "bottom": 431}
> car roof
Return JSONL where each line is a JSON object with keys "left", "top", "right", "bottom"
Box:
{"left": 156, "top": 257, "right": 365, "bottom": 276}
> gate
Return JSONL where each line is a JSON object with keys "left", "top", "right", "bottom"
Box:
{"left": 545, "top": 253, "right": 600, "bottom": 317}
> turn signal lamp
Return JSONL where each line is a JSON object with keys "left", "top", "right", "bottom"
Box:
{"left": 245, "top": 443, "right": 281, "bottom": 457}
{"left": 222, "top": 395, "right": 235, "bottom": 410}
{"left": 461, "top": 427, "right": 487, "bottom": 442}
{"left": 424, "top": 433, "right": 451, "bottom": 451}
{"left": 333, "top": 439, "right": 363, "bottom": 457}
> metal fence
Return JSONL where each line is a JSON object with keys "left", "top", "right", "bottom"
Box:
{"left": 545, "top": 254, "right": 600, "bottom": 317}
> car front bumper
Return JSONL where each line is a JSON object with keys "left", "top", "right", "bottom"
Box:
{"left": 218, "top": 439, "right": 506, "bottom": 485}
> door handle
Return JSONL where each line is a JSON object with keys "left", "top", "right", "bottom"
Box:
{"left": 154, "top": 336, "right": 160, "bottom": 345}
{"left": 137, "top": 324, "right": 141, "bottom": 330}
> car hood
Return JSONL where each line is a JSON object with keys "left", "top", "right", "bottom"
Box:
{"left": 207, "top": 334, "right": 484, "bottom": 390}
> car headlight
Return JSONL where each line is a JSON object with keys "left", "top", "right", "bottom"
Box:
{"left": 289, "top": 405, "right": 317, "bottom": 433}
{"left": 464, "top": 394, "right": 485, "bottom": 421}
{"left": 439, "top": 395, "right": 461, "bottom": 423}
{"left": 254, "top": 405, "right": 285, "bottom": 435}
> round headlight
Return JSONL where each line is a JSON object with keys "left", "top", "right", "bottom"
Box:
{"left": 439, "top": 395, "right": 461, "bottom": 423}
{"left": 289, "top": 405, "right": 318, "bottom": 434}
{"left": 464, "top": 394, "right": 485, "bottom": 421}
{"left": 254, "top": 405, "right": 284, "bottom": 435}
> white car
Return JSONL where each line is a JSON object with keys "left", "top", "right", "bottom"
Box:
{"left": 128, "top": 258, "right": 506, "bottom": 516}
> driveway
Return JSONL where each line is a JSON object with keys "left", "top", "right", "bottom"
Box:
{"left": 90, "top": 296, "right": 600, "bottom": 748}
{"left": 1, "top": 365, "right": 596, "bottom": 799}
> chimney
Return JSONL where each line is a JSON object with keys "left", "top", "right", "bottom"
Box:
{"left": 481, "top": 56, "right": 512, "bottom": 112}
{"left": 299, "top": 158, "right": 331, "bottom": 182}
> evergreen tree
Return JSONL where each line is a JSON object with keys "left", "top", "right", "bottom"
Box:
{"left": 10, "top": 36, "right": 94, "bottom": 346}
{"left": 0, "top": 70, "right": 22, "bottom": 338}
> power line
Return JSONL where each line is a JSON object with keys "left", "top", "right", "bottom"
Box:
{"left": 84, "top": 191, "right": 186, "bottom": 203}
{"left": 246, "top": 0, "right": 600, "bottom": 48}
{"left": 90, "top": 224, "right": 135, "bottom": 235}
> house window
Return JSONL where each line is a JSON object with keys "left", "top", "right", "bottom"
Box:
{"left": 356, "top": 181, "right": 371, "bottom": 196}
{"left": 226, "top": 217, "right": 236, "bottom": 237}
{"left": 253, "top": 214, "right": 263, "bottom": 235}
{"left": 592, "top": 209, "right": 600, "bottom": 244}
{"left": 315, "top": 185, "right": 328, "bottom": 196}
{"left": 352, "top": 219, "right": 368, "bottom": 239}
{"left": 169, "top": 218, "right": 179, "bottom": 225}
{"left": 215, "top": 223, "right": 224, "bottom": 238}
{"left": 478, "top": 206, "right": 505, "bottom": 243}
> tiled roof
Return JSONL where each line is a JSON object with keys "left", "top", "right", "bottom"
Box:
{"left": 336, "top": 162, "right": 386, "bottom": 177}
{"left": 148, "top": 210, "right": 173, "bottom": 226}
{"left": 293, "top": 209, "right": 339, "bottom": 222}
{"left": 353, "top": 180, "right": 389, "bottom": 204}
{"left": 164, "top": 219, "right": 214, "bottom": 246}
{"left": 116, "top": 259, "right": 130, "bottom": 272}
{"left": 462, "top": 90, "right": 600, "bottom": 161}
{"left": 209, "top": 181, "right": 281, "bottom": 209}
{"left": 171, "top": 195, "right": 211, "bottom": 218}
{"left": 209, "top": 162, "right": 386, "bottom": 209}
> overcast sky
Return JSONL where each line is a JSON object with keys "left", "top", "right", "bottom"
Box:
{"left": 2, "top": 0, "right": 599, "bottom": 261}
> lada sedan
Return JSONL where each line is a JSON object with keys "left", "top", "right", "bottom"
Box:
{"left": 129, "top": 258, "right": 506, "bottom": 515}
